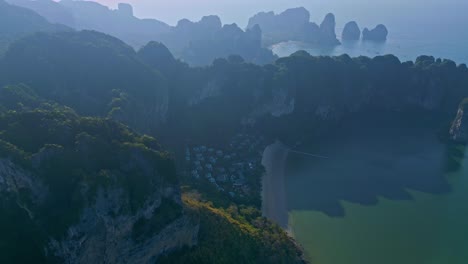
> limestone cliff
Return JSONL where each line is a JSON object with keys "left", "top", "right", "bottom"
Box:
{"left": 363, "top": 24, "right": 388, "bottom": 41}
{"left": 319, "top": 13, "right": 340, "bottom": 45}
{"left": 450, "top": 99, "right": 468, "bottom": 143}
{"left": 0, "top": 107, "right": 199, "bottom": 263}
{"left": 0, "top": 156, "right": 198, "bottom": 264}
{"left": 246, "top": 8, "right": 340, "bottom": 46}
{"left": 49, "top": 188, "right": 198, "bottom": 264}
{"left": 342, "top": 21, "right": 361, "bottom": 41}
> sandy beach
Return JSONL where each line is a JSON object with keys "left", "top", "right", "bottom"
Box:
{"left": 261, "top": 140, "right": 289, "bottom": 228}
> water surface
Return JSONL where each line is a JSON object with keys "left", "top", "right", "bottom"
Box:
{"left": 272, "top": 37, "right": 468, "bottom": 64}
{"left": 285, "top": 116, "right": 468, "bottom": 264}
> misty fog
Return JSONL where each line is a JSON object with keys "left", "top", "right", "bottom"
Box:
{"left": 97, "top": 0, "right": 468, "bottom": 39}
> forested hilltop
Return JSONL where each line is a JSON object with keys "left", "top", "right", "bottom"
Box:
{"left": 1, "top": 30, "right": 169, "bottom": 133}
{"left": 144, "top": 49, "right": 468, "bottom": 145}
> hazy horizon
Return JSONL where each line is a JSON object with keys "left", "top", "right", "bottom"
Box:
{"left": 93, "top": 0, "right": 468, "bottom": 40}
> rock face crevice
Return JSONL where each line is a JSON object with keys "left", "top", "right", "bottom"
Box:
{"left": 49, "top": 187, "right": 199, "bottom": 264}
{"left": 0, "top": 159, "right": 47, "bottom": 203}
{"left": 450, "top": 99, "right": 468, "bottom": 143}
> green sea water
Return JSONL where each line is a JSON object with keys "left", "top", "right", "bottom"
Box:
{"left": 285, "top": 120, "right": 468, "bottom": 264}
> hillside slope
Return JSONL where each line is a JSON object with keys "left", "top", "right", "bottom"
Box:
{"left": 0, "top": 0, "right": 69, "bottom": 54}
{"left": 0, "top": 30, "right": 169, "bottom": 133}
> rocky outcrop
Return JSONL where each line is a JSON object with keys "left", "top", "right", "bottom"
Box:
{"left": 277, "top": 7, "right": 310, "bottom": 27}
{"left": 117, "top": 3, "right": 133, "bottom": 17}
{"left": 450, "top": 99, "right": 468, "bottom": 143}
{"left": 49, "top": 187, "right": 198, "bottom": 264}
{"left": 247, "top": 8, "right": 340, "bottom": 46}
{"left": 319, "top": 13, "right": 340, "bottom": 45}
{"left": 342, "top": 21, "right": 361, "bottom": 41}
{"left": 188, "top": 80, "right": 222, "bottom": 106}
{"left": 363, "top": 24, "right": 388, "bottom": 41}
{"left": 0, "top": 155, "right": 199, "bottom": 263}
{"left": 0, "top": 159, "right": 47, "bottom": 204}
{"left": 247, "top": 7, "right": 310, "bottom": 42}
{"left": 250, "top": 85, "right": 295, "bottom": 119}
{"left": 162, "top": 16, "right": 276, "bottom": 66}
{"left": 198, "top": 15, "right": 223, "bottom": 31}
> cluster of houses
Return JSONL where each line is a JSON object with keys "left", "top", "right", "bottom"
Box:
{"left": 185, "top": 133, "right": 265, "bottom": 198}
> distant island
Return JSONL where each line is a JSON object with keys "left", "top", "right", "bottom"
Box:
{"left": 247, "top": 7, "right": 388, "bottom": 47}
{"left": 5, "top": 0, "right": 276, "bottom": 66}
{"left": 246, "top": 7, "right": 339, "bottom": 46}
{"left": 5, "top": 1, "right": 388, "bottom": 65}
{"left": 157, "top": 16, "right": 276, "bottom": 66}
{"left": 362, "top": 24, "right": 389, "bottom": 41}
{"left": 342, "top": 21, "right": 361, "bottom": 41}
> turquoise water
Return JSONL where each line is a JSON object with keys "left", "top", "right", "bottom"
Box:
{"left": 284, "top": 117, "right": 468, "bottom": 264}
{"left": 271, "top": 37, "right": 468, "bottom": 64}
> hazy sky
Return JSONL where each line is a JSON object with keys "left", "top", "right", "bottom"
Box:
{"left": 94, "top": 0, "right": 467, "bottom": 39}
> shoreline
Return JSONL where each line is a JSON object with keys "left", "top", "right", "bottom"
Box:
{"left": 261, "top": 140, "right": 289, "bottom": 229}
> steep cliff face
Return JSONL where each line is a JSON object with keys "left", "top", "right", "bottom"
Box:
{"left": 49, "top": 188, "right": 198, "bottom": 264}
{"left": 0, "top": 108, "right": 198, "bottom": 263}
{"left": 248, "top": 82, "right": 295, "bottom": 120}
{"left": 319, "top": 13, "right": 340, "bottom": 45}
{"left": 188, "top": 80, "right": 223, "bottom": 107}
{"left": 450, "top": 99, "right": 468, "bottom": 143}
{"left": 162, "top": 52, "right": 468, "bottom": 131}
{"left": 0, "top": 158, "right": 198, "bottom": 264}
{"left": 0, "top": 159, "right": 46, "bottom": 205}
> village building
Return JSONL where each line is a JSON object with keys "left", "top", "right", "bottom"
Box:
{"left": 185, "top": 134, "right": 266, "bottom": 200}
